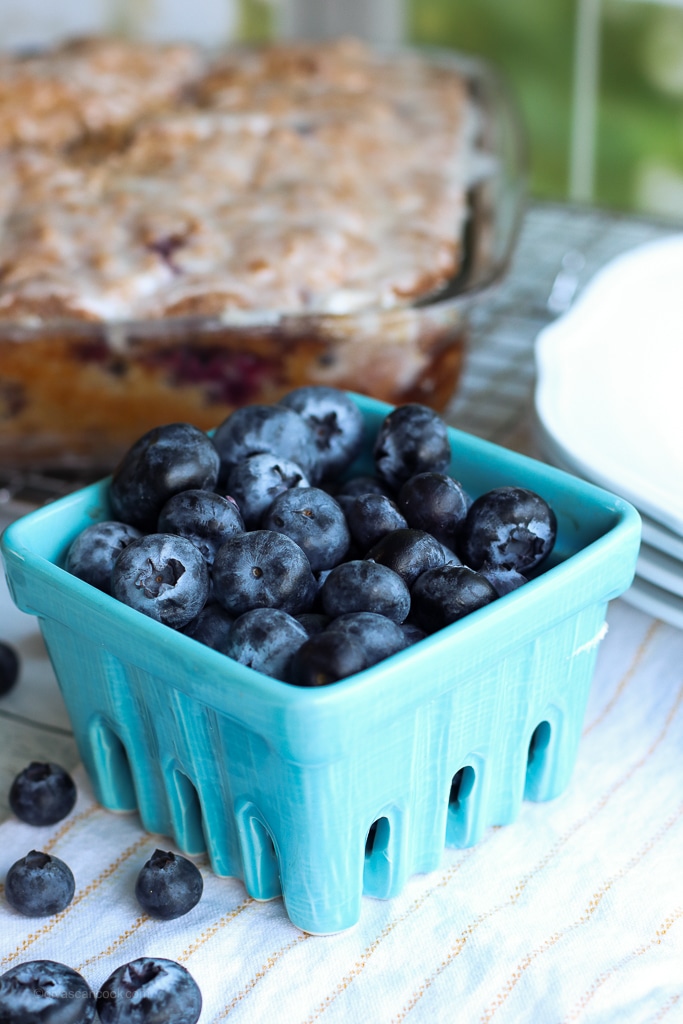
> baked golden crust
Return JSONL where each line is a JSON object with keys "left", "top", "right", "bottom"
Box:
{"left": 0, "top": 36, "right": 473, "bottom": 323}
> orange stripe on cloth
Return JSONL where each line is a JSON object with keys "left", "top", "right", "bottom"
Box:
{"left": 391, "top": 681, "right": 683, "bottom": 1022}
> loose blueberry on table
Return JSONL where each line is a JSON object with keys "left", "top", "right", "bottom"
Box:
{"left": 96, "top": 957, "right": 202, "bottom": 1024}
{"left": 134, "top": 849, "right": 203, "bottom": 920}
{"left": 0, "top": 959, "right": 96, "bottom": 1024}
{"left": 64, "top": 386, "right": 559, "bottom": 686}
{"left": 5, "top": 850, "right": 75, "bottom": 917}
{"left": 9, "top": 762, "right": 77, "bottom": 826}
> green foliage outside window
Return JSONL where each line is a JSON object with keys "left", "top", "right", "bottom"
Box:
{"left": 236, "top": 0, "right": 683, "bottom": 218}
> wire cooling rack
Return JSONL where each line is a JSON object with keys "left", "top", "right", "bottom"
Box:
{"left": 0, "top": 201, "right": 678, "bottom": 519}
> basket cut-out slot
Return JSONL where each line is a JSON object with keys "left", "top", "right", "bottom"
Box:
{"left": 446, "top": 764, "right": 476, "bottom": 848}
{"left": 525, "top": 720, "right": 552, "bottom": 797}
{"left": 168, "top": 767, "right": 206, "bottom": 856}
{"left": 88, "top": 716, "right": 137, "bottom": 812}
{"left": 234, "top": 802, "right": 281, "bottom": 901}
{"left": 363, "top": 815, "right": 395, "bottom": 898}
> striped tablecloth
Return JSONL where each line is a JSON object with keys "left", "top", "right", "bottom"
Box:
{"left": 1, "top": 599, "right": 682, "bottom": 1023}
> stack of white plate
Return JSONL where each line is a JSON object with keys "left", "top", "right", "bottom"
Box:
{"left": 534, "top": 235, "right": 683, "bottom": 629}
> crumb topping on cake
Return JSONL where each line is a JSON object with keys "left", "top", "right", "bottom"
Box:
{"left": 0, "top": 36, "right": 475, "bottom": 323}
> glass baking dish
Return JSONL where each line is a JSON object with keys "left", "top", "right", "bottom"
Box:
{"left": 0, "top": 47, "right": 526, "bottom": 475}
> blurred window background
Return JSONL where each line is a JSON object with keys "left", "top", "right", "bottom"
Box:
{"left": 2, "top": 0, "right": 683, "bottom": 219}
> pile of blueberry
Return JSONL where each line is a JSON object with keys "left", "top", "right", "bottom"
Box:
{"left": 2, "top": 761, "right": 204, "bottom": 1022}
{"left": 65, "top": 388, "right": 557, "bottom": 686}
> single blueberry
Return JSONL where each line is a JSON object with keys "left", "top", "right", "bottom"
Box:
{"left": 225, "top": 608, "right": 308, "bottom": 680}
{"left": 226, "top": 453, "right": 309, "bottom": 529}
{"left": 325, "top": 611, "right": 408, "bottom": 666}
{"left": 259, "top": 487, "right": 350, "bottom": 577}
{"left": 373, "top": 404, "right": 451, "bottom": 490}
{"left": 157, "top": 489, "right": 244, "bottom": 566}
{"left": 295, "top": 612, "right": 331, "bottom": 636}
{"left": 65, "top": 521, "right": 143, "bottom": 594}
{"left": 279, "top": 386, "right": 365, "bottom": 480}
{"left": 410, "top": 564, "right": 498, "bottom": 633}
{"left": 459, "top": 486, "right": 557, "bottom": 573}
{"left": 344, "top": 493, "right": 408, "bottom": 551}
{"left": 9, "top": 762, "right": 77, "bottom": 826}
{"left": 397, "top": 472, "right": 470, "bottom": 548}
{"left": 321, "top": 560, "right": 410, "bottom": 623}
{"left": 212, "top": 403, "right": 317, "bottom": 481}
{"left": 181, "top": 602, "right": 234, "bottom": 653}
{"left": 0, "top": 960, "right": 96, "bottom": 1024}
{"left": 262, "top": 487, "right": 351, "bottom": 572}
{"left": 96, "top": 957, "right": 202, "bottom": 1024}
{"left": 110, "top": 422, "right": 220, "bottom": 531}
{"left": 336, "top": 475, "right": 394, "bottom": 499}
{"left": 5, "top": 850, "right": 75, "bottom": 917}
{"left": 212, "top": 530, "right": 316, "bottom": 617}
{"left": 111, "top": 534, "right": 210, "bottom": 630}
{"left": 288, "top": 631, "right": 369, "bottom": 687}
{"left": 365, "top": 528, "right": 445, "bottom": 587}
{"left": 399, "top": 622, "right": 428, "bottom": 646}
{"left": 0, "top": 640, "right": 20, "bottom": 696}
{"left": 134, "top": 849, "right": 203, "bottom": 920}
{"left": 478, "top": 561, "right": 529, "bottom": 597}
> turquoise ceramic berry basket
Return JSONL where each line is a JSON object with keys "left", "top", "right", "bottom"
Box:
{"left": 0, "top": 394, "right": 641, "bottom": 934}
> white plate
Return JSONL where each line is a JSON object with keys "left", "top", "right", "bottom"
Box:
{"left": 637, "top": 542, "right": 683, "bottom": 598}
{"left": 535, "top": 236, "right": 683, "bottom": 535}
{"left": 640, "top": 513, "right": 683, "bottom": 562}
{"left": 535, "top": 416, "right": 683, "bottom": 566}
{"left": 620, "top": 575, "right": 683, "bottom": 630}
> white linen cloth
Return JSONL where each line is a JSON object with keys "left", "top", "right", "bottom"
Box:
{"left": 1, "top": 596, "right": 682, "bottom": 1023}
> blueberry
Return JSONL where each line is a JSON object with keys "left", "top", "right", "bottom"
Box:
{"left": 0, "top": 640, "right": 20, "bottom": 696}
{"left": 134, "top": 849, "right": 203, "bottom": 920}
{"left": 225, "top": 608, "right": 308, "bottom": 679}
{"left": 226, "top": 453, "right": 309, "bottom": 529}
{"left": 279, "top": 386, "right": 365, "bottom": 480}
{"left": 111, "top": 534, "right": 210, "bottom": 629}
{"left": 65, "top": 521, "right": 142, "bottom": 594}
{"left": 288, "top": 630, "right": 369, "bottom": 687}
{"left": 336, "top": 475, "right": 394, "bottom": 499}
{"left": 110, "top": 423, "right": 220, "bottom": 531}
{"left": 325, "top": 611, "right": 408, "bottom": 666}
{"left": 0, "top": 960, "right": 96, "bottom": 1024}
{"left": 373, "top": 404, "right": 451, "bottom": 489}
{"left": 459, "top": 486, "right": 557, "bottom": 573}
{"left": 9, "top": 762, "right": 77, "bottom": 826}
{"left": 96, "top": 957, "right": 201, "bottom": 1024}
{"left": 181, "top": 602, "right": 234, "bottom": 652}
{"left": 399, "top": 622, "right": 427, "bottom": 646}
{"left": 262, "top": 487, "right": 350, "bottom": 572}
{"left": 479, "top": 561, "right": 529, "bottom": 597}
{"left": 410, "top": 564, "right": 498, "bottom": 633}
{"left": 5, "top": 850, "right": 75, "bottom": 917}
{"left": 321, "top": 560, "right": 410, "bottom": 623}
{"left": 397, "top": 472, "right": 470, "bottom": 548}
{"left": 212, "top": 530, "right": 316, "bottom": 617}
{"left": 365, "top": 528, "right": 445, "bottom": 587}
{"left": 295, "top": 612, "right": 331, "bottom": 636}
{"left": 344, "top": 493, "right": 408, "bottom": 551}
{"left": 212, "top": 403, "right": 316, "bottom": 481}
{"left": 157, "top": 489, "right": 244, "bottom": 566}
